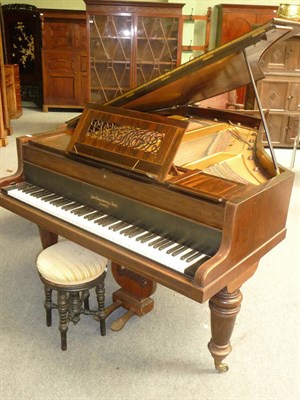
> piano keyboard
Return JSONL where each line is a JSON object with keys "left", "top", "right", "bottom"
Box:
{"left": 4, "top": 182, "right": 211, "bottom": 276}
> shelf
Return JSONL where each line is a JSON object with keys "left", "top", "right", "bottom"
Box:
{"left": 91, "top": 36, "right": 178, "bottom": 41}
{"left": 183, "top": 7, "right": 212, "bottom": 22}
{"left": 183, "top": 15, "right": 208, "bottom": 22}
{"left": 136, "top": 61, "right": 176, "bottom": 65}
{"left": 91, "top": 59, "right": 175, "bottom": 65}
{"left": 90, "top": 36, "right": 131, "bottom": 40}
{"left": 91, "top": 86, "right": 129, "bottom": 90}
{"left": 181, "top": 8, "right": 211, "bottom": 54}
{"left": 181, "top": 45, "right": 206, "bottom": 52}
{"left": 137, "top": 37, "right": 177, "bottom": 41}
{"left": 91, "top": 60, "right": 130, "bottom": 64}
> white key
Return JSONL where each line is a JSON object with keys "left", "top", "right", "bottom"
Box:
{"left": 7, "top": 184, "right": 209, "bottom": 274}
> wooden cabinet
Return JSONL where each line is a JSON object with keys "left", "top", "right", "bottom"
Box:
{"left": 4, "top": 64, "right": 22, "bottom": 119}
{"left": 85, "top": 1, "right": 184, "bottom": 104}
{"left": 256, "top": 36, "right": 300, "bottom": 147}
{"left": 2, "top": 4, "right": 43, "bottom": 107}
{"left": 41, "top": 10, "right": 89, "bottom": 112}
{"left": 212, "top": 4, "right": 300, "bottom": 147}
{"left": 213, "top": 4, "right": 277, "bottom": 105}
{"left": 0, "top": 20, "right": 11, "bottom": 146}
{"left": 214, "top": 4, "right": 277, "bottom": 47}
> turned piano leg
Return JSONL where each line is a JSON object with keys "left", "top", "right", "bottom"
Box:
{"left": 208, "top": 287, "right": 243, "bottom": 373}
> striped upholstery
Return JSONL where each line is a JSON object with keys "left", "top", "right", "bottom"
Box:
{"left": 36, "top": 241, "right": 107, "bottom": 285}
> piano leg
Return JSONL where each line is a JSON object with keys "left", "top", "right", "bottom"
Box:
{"left": 106, "top": 262, "right": 157, "bottom": 331}
{"left": 38, "top": 226, "right": 58, "bottom": 249}
{"left": 208, "top": 287, "right": 243, "bottom": 373}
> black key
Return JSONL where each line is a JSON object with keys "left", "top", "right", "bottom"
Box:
{"left": 127, "top": 227, "right": 144, "bottom": 238}
{"left": 71, "top": 206, "right": 94, "bottom": 216}
{"left": 148, "top": 237, "right": 165, "bottom": 247}
{"left": 171, "top": 246, "right": 188, "bottom": 257}
{"left": 40, "top": 193, "right": 57, "bottom": 201}
{"left": 77, "top": 207, "right": 96, "bottom": 217}
{"left": 184, "top": 256, "right": 211, "bottom": 278}
{"left": 153, "top": 238, "right": 170, "bottom": 249}
{"left": 95, "top": 216, "right": 112, "bottom": 225}
{"left": 50, "top": 198, "right": 71, "bottom": 206}
{"left": 32, "top": 190, "right": 52, "bottom": 198}
{"left": 27, "top": 187, "right": 44, "bottom": 195}
{"left": 123, "top": 226, "right": 140, "bottom": 237}
{"left": 109, "top": 221, "right": 129, "bottom": 231}
{"left": 158, "top": 241, "right": 174, "bottom": 251}
{"left": 85, "top": 211, "right": 104, "bottom": 221}
{"left": 135, "top": 232, "right": 151, "bottom": 241}
{"left": 186, "top": 252, "right": 206, "bottom": 263}
{"left": 42, "top": 194, "right": 61, "bottom": 202}
{"left": 166, "top": 244, "right": 182, "bottom": 254}
{"left": 120, "top": 226, "right": 137, "bottom": 235}
{"left": 22, "top": 186, "right": 42, "bottom": 194}
{"left": 16, "top": 182, "right": 33, "bottom": 191}
{"left": 71, "top": 206, "right": 86, "bottom": 214}
{"left": 136, "top": 232, "right": 156, "bottom": 243}
{"left": 100, "top": 217, "right": 118, "bottom": 227}
{"left": 62, "top": 202, "right": 81, "bottom": 211}
{"left": 5, "top": 182, "right": 32, "bottom": 194}
{"left": 180, "top": 250, "right": 198, "bottom": 261}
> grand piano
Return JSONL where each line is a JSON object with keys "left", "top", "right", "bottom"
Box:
{"left": 1, "top": 18, "right": 299, "bottom": 372}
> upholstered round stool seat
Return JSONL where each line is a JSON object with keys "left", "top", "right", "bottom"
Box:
{"left": 37, "top": 240, "right": 107, "bottom": 285}
{"left": 36, "top": 240, "right": 107, "bottom": 350}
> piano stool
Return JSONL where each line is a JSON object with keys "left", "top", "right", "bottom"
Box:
{"left": 36, "top": 240, "right": 107, "bottom": 350}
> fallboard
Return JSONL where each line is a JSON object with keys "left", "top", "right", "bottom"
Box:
{"left": 23, "top": 162, "right": 222, "bottom": 256}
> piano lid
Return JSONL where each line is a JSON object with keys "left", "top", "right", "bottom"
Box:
{"left": 67, "top": 18, "right": 300, "bottom": 183}
{"left": 104, "top": 18, "right": 300, "bottom": 112}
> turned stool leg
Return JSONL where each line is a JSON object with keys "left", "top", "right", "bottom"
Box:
{"left": 37, "top": 240, "right": 108, "bottom": 350}
{"left": 208, "top": 288, "right": 243, "bottom": 373}
{"left": 96, "top": 279, "right": 106, "bottom": 336}
{"left": 57, "top": 291, "right": 69, "bottom": 351}
{"left": 68, "top": 292, "right": 82, "bottom": 324}
{"left": 82, "top": 290, "right": 90, "bottom": 310}
{"left": 44, "top": 285, "right": 53, "bottom": 327}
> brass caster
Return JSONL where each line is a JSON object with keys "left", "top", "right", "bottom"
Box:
{"left": 215, "top": 362, "right": 229, "bottom": 373}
